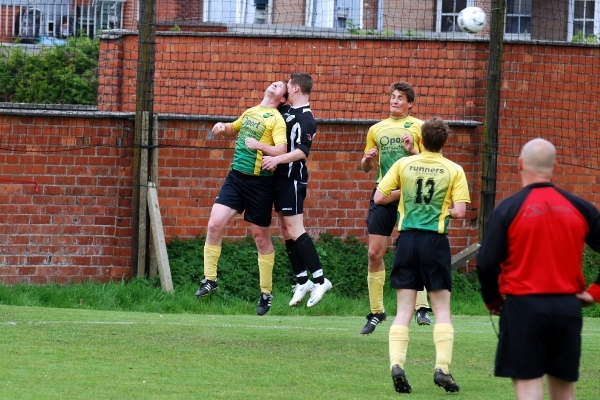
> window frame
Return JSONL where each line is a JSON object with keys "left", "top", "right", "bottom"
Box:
{"left": 305, "top": 0, "right": 363, "bottom": 29}
{"left": 202, "top": 0, "right": 272, "bottom": 24}
{"left": 97, "top": 0, "right": 126, "bottom": 30}
{"left": 567, "top": 0, "right": 600, "bottom": 41}
{"left": 504, "top": 0, "right": 532, "bottom": 41}
{"left": 435, "top": 0, "right": 475, "bottom": 34}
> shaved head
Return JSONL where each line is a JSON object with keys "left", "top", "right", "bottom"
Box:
{"left": 519, "top": 138, "right": 555, "bottom": 185}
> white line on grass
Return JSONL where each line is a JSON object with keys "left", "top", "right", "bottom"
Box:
{"left": 12, "top": 320, "right": 351, "bottom": 331}
{"left": 7, "top": 320, "right": 600, "bottom": 336}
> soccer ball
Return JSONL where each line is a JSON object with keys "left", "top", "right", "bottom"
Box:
{"left": 457, "top": 7, "right": 487, "bottom": 34}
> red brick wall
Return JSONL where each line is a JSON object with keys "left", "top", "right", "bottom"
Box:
{"left": 363, "top": 0, "right": 379, "bottom": 30}
{"left": 154, "top": 119, "right": 479, "bottom": 243}
{"left": 156, "top": 0, "right": 204, "bottom": 24}
{"left": 97, "top": 34, "right": 489, "bottom": 123}
{"left": 0, "top": 112, "right": 479, "bottom": 284}
{"left": 0, "top": 115, "right": 134, "bottom": 283}
{"left": 1, "top": 34, "right": 599, "bottom": 283}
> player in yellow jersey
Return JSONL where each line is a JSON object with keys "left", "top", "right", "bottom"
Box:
{"left": 374, "top": 118, "right": 470, "bottom": 394}
{"left": 360, "top": 81, "right": 431, "bottom": 335}
{"left": 195, "top": 81, "right": 288, "bottom": 317}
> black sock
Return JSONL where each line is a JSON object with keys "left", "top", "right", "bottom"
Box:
{"left": 285, "top": 239, "right": 307, "bottom": 277}
{"left": 297, "top": 275, "right": 309, "bottom": 285}
{"left": 295, "top": 233, "right": 325, "bottom": 284}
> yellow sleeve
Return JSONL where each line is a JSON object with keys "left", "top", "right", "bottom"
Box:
{"left": 231, "top": 110, "right": 245, "bottom": 132}
{"left": 451, "top": 167, "right": 471, "bottom": 203}
{"left": 413, "top": 122, "right": 424, "bottom": 153}
{"left": 364, "top": 126, "right": 377, "bottom": 154}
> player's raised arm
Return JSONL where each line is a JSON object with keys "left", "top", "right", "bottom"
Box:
{"left": 262, "top": 148, "right": 306, "bottom": 171}
{"left": 361, "top": 147, "right": 379, "bottom": 172}
{"left": 245, "top": 138, "right": 286, "bottom": 156}
{"left": 212, "top": 122, "right": 237, "bottom": 138}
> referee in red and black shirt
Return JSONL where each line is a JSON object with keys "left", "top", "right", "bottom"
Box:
{"left": 476, "top": 138, "right": 600, "bottom": 400}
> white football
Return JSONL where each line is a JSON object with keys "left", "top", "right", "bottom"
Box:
{"left": 457, "top": 7, "right": 487, "bottom": 34}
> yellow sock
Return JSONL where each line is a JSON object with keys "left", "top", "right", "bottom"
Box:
{"left": 415, "top": 289, "right": 429, "bottom": 310}
{"left": 258, "top": 252, "right": 275, "bottom": 294}
{"left": 434, "top": 323, "right": 454, "bottom": 373}
{"left": 389, "top": 324, "right": 409, "bottom": 370}
{"left": 367, "top": 270, "right": 385, "bottom": 313}
{"left": 203, "top": 244, "right": 221, "bottom": 281}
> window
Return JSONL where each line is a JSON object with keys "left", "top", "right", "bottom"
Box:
{"left": 97, "top": 0, "right": 125, "bottom": 30}
{"left": 203, "top": 0, "right": 268, "bottom": 24}
{"left": 568, "top": 0, "right": 600, "bottom": 41}
{"left": 306, "top": 0, "right": 362, "bottom": 29}
{"left": 437, "top": 0, "right": 474, "bottom": 33}
{"left": 505, "top": 0, "right": 532, "bottom": 39}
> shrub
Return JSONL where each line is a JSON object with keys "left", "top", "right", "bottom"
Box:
{"left": 166, "top": 236, "right": 600, "bottom": 317}
{"left": 0, "top": 37, "right": 99, "bottom": 104}
{"left": 583, "top": 246, "right": 600, "bottom": 287}
{"left": 167, "top": 233, "right": 385, "bottom": 301}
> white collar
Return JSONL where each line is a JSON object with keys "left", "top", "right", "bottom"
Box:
{"left": 290, "top": 103, "right": 310, "bottom": 109}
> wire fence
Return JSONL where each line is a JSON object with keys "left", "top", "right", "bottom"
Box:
{"left": 0, "top": 0, "right": 599, "bottom": 172}
{"left": 1, "top": 1, "right": 600, "bottom": 279}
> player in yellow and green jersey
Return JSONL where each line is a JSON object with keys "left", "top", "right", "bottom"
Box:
{"left": 360, "top": 81, "right": 431, "bottom": 335}
{"left": 195, "top": 81, "right": 288, "bottom": 317}
{"left": 374, "top": 118, "right": 470, "bottom": 394}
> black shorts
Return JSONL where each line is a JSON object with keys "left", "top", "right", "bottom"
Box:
{"left": 390, "top": 230, "right": 452, "bottom": 291}
{"left": 495, "top": 295, "right": 582, "bottom": 382}
{"left": 215, "top": 170, "right": 273, "bottom": 227}
{"left": 366, "top": 188, "right": 399, "bottom": 236}
{"left": 273, "top": 175, "right": 307, "bottom": 216}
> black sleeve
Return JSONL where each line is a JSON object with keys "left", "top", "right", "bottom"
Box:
{"left": 476, "top": 189, "right": 530, "bottom": 304}
{"left": 476, "top": 205, "right": 508, "bottom": 304}
{"left": 295, "top": 112, "right": 316, "bottom": 157}
{"left": 558, "top": 188, "right": 600, "bottom": 253}
{"left": 559, "top": 189, "right": 600, "bottom": 287}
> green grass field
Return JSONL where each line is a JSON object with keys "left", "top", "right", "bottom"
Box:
{"left": 2, "top": 305, "right": 599, "bottom": 399}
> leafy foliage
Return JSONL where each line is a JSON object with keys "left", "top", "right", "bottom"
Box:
{"left": 571, "top": 31, "right": 599, "bottom": 44}
{"left": 346, "top": 20, "right": 395, "bottom": 37}
{"left": 0, "top": 37, "right": 99, "bottom": 104}
{"left": 582, "top": 245, "right": 600, "bottom": 288}
{"left": 167, "top": 235, "right": 600, "bottom": 317}
{"left": 168, "top": 235, "right": 293, "bottom": 301}
{"left": 167, "top": 233, "right": 384, "bottom": 301}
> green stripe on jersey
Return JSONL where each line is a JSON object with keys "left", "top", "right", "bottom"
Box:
{"left": 231, "top": 105, "right": 287, "bottom": 176}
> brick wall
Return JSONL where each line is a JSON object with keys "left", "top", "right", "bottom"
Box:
{"left": 154, "top": 118, "right": 479, "bottom": 241}
{"left": 363, "top": 0, "right": 379, "bottom": 30}
{"left": 0, "top": 114, "right": 134, "bottom": 283}
{"left": 1, "top": 34, "right": 599, "bottom": 284}
{"left": 97, "top": 34, "right": 490, "bottom": 123}
{"left": 0, "top": 111, "right": 479, "bottom": 284}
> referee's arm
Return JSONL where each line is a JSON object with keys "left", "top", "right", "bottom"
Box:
{"left": 476, "top": 209, "right": 508, "bottom": 314}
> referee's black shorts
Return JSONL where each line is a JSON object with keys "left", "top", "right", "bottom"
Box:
{"left": 495, "top": 294, "right": 582, "bottom": 382}
{"left": 366, "top": 188, "right": 399, "bottom": 236}
{"left": 390, "top": 230, "right": 452, "bottom": 291}
{"left": 215, "top": 170, "right": 273, "bottom": 227}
